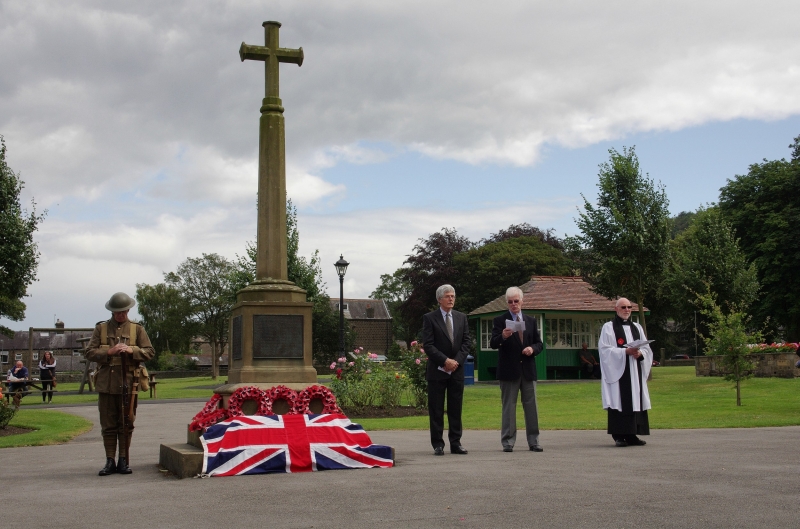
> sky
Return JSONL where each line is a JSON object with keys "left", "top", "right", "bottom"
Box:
{"left": 1, "top": 0, "right": 799, "bottom": 330}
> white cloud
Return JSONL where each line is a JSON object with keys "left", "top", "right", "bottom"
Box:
{"left": 2, "top": 0, "right": 799, "bottom": 328}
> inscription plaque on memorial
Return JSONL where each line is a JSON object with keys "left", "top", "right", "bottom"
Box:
{"left": 252, "top": 314, "right": 304, "bottom": 358}
{"left": 232, "top": 315, "right": 243, "bottom": 361}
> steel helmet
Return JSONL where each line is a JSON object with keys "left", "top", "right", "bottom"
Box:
{"left": 105, "top": 292, "right": 136, "bottom": 312}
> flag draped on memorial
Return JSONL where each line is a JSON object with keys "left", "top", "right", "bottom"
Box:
{"left": 200, "top": 414, "right": 393, "bottom": 476}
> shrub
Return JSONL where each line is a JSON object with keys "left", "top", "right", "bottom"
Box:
{"left": 328, "top": 347, "right": 408, "bottom": 410}
{"left": 400, "top": 340, "right": 428, "bottom": 408}
{"left": 0, "top": 399, "right": 17, "bottom": 429}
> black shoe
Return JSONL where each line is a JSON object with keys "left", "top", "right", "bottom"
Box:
{"left": 615, "top": 439, "right": 628, "bottom": 447}
{"left": 433, "top": 447, "right": 444, "bottom": 456}
{"left": 117, "top": 457, "right": 132, "bottom": 474}
{"left": 628, "top": 437, "right": 647, "bottom": 446}
{"left": 529, "top": 445, "right": 543, "bottom": 452}
{"left": 503, "top": 446, "right": 513, "bottom": 452}
{"left": 450, "top": 445, "right": 468, "bottom": 455}
{"left": 98, "top": 458, "right": 117, "bottom": 476}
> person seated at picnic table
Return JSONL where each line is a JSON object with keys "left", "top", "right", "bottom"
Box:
{"left": 579, "top": 343, "right": 601, "bottom": 379}
{"left": 7, "top": 361, "right": 30, "bottom": 393}
{"left": 39, "top": 351, "right": 57, "bottom": 403}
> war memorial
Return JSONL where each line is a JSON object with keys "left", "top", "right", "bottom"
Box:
{"left": 156, "top": 21, "right": 394, "bottom": 477}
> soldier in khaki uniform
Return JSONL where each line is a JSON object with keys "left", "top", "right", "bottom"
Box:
{"left": 86, "top": 292, "right": 154, "bottom": 476}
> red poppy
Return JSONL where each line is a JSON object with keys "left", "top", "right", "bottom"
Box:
{"left": 336, "top": 368, "right": 343, "bottom": 380}
{"left": 617, "top": 338, "right": 625, "bottom": 345}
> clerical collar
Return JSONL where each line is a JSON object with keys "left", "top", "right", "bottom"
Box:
{"left": 614, "top": 315, "right": 631, "bottom": 326}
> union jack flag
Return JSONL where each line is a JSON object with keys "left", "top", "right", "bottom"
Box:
{"left": 200, "top": 414, "right": 394, "bottom": 476}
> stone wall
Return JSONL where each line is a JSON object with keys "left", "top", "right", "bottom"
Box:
{"left": 695, "top": 353, "right": 800, "bottom": 378}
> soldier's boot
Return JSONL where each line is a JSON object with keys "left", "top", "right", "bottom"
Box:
{"left": 117, "top": 457, "right": 132, "bottom": 474}
{"left": 98, "top": 458, "right": 117, "bottom": 476}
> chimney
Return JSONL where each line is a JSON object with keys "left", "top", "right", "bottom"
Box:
{"left": 55, "top": 319, "right": 65, "bottom": 334}
{"left": 366, "top": 305, "right": 374, "bottom": 319}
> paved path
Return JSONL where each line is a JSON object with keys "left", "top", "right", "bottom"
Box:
{"left": 2, "top": 402, "right": 798, "bottom": 528}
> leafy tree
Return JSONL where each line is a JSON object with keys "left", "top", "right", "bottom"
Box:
{"left": 718, "top": 134, "right": 800, "bottom": 341}
{"left": 370, "top": 268, "right": 414, "bottom": 345}
{"left": 566, "top": 146, "right": 671, "bottom": 334}
{"left": 234, "top": 200, "right": 352, "bottom": 367}
{"left": 166, "top": 253, "right": 237, "bottom": 380}
{"left": 453, "top": 236, "right": 572, "bottom": 313}
{"left": 399, "top": 228, "right": 474, "bottom": 339}
{"left": 135, "top": 282, "right": 198, "bottom": 366}
{"left": 664, "top": 207, "right": 759, "bottom": 349}
{"left": 482, "top": 223, "right": 564, "bottom": 250}
{"left": 0, "top": 136, "right": 46, "bottom": 337}
{"left": 697, "top": 290, "right": 760, "bottom": 406}
{"left": 670, "top": 211, "right": 697, "bottom": 239}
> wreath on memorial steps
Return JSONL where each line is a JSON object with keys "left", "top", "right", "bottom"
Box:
{"left": 267, "top": 385, "right": 298, "bottom": 412}
{"left": 189, "top": 409, "right": 230, "bottom": 432}
{"left": 190, "top": 394, "right": 228, "bottom": 431}
{"left": 227, "top": 386, "right": 272, "bottom": 417}
{"left": 294, "top": 385, "right": 341, "bottom": 415}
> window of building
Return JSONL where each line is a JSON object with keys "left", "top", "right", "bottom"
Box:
{"left": 73, "top": 350, "right": 82, "bottom": 356}
{"left": 32, "top": 352, "right": 39, "bottom": 361}
{"left": 480, "top": 319, "right": 492, "bottom": 350}
{"left": 0, "top": 351, "right": 8, "bottom": 364}
{"left": 15, "top": 353, "right": 23, "bottom": 361}
{"left": 546, "top": 316, "right": 615, "bottom": 349}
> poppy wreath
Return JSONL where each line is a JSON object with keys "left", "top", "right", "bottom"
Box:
{"left": 189, "top": 394, "right": 229, "bottom": 431}
{"left": 227, "top": 386, "right": 272, "bottom": 417}
{"left": 189, "top": 408, "right": 230, "bottom": 432}
{"left": 294, "top": 384, "right": 341, "bottom": 415}
{"left": 268, "top": 385, "right": 299, "bottom": 414}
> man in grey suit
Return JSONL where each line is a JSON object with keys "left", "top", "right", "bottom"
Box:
{"left": 422, "top": 284, "right": 472, "bottom": 456}
{"left": 490, "top": 286, "right": 544, "bottom": 452}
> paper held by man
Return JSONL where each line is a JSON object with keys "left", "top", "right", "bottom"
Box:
{"left": 624, "top": 339, "right": 655, "bottom": 349}
{"left": 505, "top": 319, "right": 526, "bottom": 332}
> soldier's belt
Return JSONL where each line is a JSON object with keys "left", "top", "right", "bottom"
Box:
{"left": 108, "top": 357, "right": 136, "bottom": 367}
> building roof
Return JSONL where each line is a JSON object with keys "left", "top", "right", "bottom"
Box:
{"left": 0, "top": 330, "right": 94, "bottom": 350}
{"left": 329, "top": 298, "right": 391, "bottom": 320}
{"left": 469, "top": 276, "right": 646, "bottom": 316}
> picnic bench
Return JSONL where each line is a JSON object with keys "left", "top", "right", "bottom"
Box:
{"left": 2, "top": 380, "right": 58, "bottom": 404}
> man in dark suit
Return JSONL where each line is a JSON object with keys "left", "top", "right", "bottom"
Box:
{"left": 490, "top": 286, "right": 544, "bottom": 452}
{"left": 422, "top": 284, "right": 472, "bottom": 456}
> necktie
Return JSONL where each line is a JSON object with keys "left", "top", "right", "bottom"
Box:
{"left": 446, "top": 312, "right": 454, "bottom": 343}
{"left": 517, "top": 314, "right": 524, "bottom": 343}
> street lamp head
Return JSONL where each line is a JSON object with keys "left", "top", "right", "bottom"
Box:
{"left": 334, "top": 254, "right": 349, "bottom": 279}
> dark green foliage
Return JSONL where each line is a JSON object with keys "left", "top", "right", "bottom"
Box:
{"left": 718, "top": 134, "right": 800, "bottom": 341}
{"left": 0, "top": 136, "right": 46, "bottom": 337}
{"left": 399, "top": 228, "right": 474, "bottom": 339}
{"left": 135, "top": 282, "right": 198, "bottom": 368}
{"left": 394, "top": 224, "right": 568, "bottom": 340}
{"left": 370, "top": 268, "right": 414, "bottom": 345}
{"left": 453, "top": 236, "right": 572, "bottom": 314}
{"left": 670, "top": 210, "right": 697, "bottom": 239}
{"left": 664, "top": 207, "right": 759, "bottom": 349}
{"left": 166, "top": 253, "right": 237, "bottom": 379}
{"left": 566, "top": 146, "right": 671, "bottom": 334}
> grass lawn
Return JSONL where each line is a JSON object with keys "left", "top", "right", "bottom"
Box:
{"left": 12, "top": 376, "right": 224, "bottom": 407}
{"left": 3, "top": 368, "right": 798, "bottom": 446}
{"left": 355, "top": 366, "right": 800, "bottom": 430}
{"left": 0, "top": 409, "right": 93, "bottom": 448}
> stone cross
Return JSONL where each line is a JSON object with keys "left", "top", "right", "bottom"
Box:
{"left": 225, "top": 21, "right": 317, "bottom": 388}
{"left": 239, "top": 21, "right": 303, "bottom": 281}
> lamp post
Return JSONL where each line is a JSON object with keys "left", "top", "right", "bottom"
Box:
{"left": 334, "top": 254, "right": 350, "bottom": 359}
